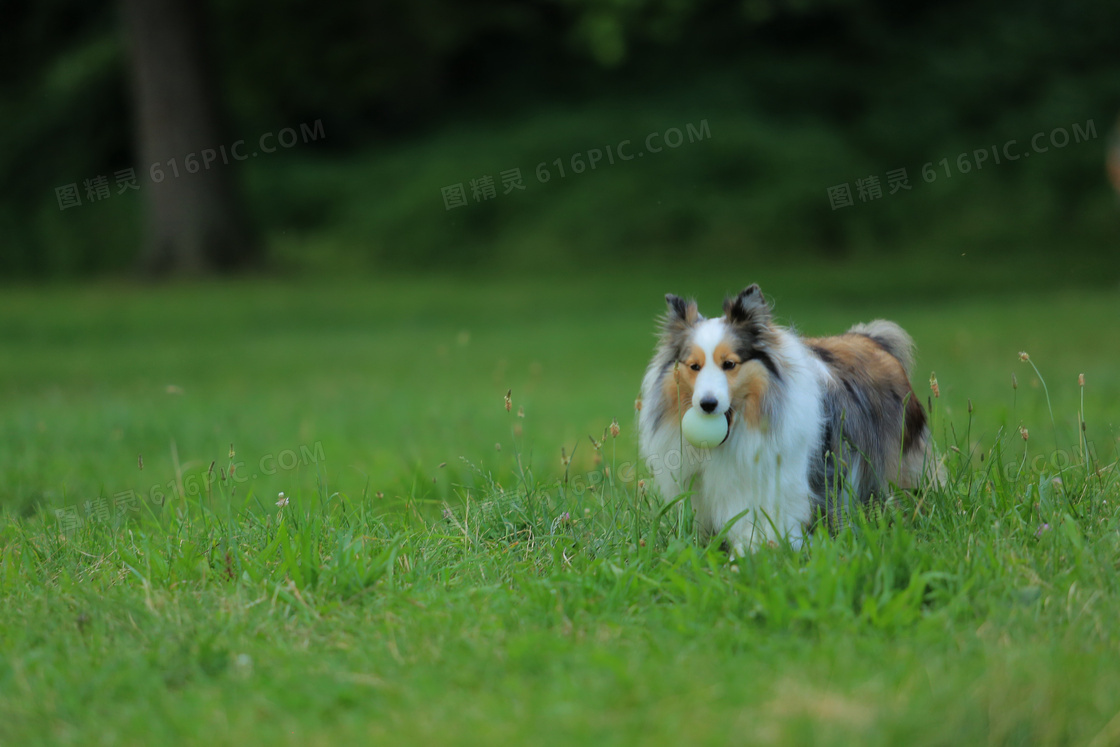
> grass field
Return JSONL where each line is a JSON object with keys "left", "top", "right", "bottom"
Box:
{"left": 2, "top": 267, "right": 1119, "bottom": 745}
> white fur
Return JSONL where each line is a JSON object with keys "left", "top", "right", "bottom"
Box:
{"left": 639, "top": 322, "right": 831, "bottom": 554}
{"left": 691, "top": 319, "right": 731, "bottom": 413}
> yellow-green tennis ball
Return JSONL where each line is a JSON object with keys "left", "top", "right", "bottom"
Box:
{"left": 681, "top": 407, "right": 729, "bottom": 448}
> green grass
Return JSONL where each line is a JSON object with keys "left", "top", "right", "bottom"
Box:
{"left": 2, "top": 268, "right": 1119, "bottom": 745}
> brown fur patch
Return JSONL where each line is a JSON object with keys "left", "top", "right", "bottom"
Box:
{"left": 808, "top": 331, "right": 927, "bottom": 494}
{"left": 715, "top": 336, "right": 769, "bottom": 429}
{"left": 732, "top": 364, "right": 770, "bottom": 428}
{"left": 660, "top": 345, "right": 705, "bottom": 420}
{"left": 806, "top": 334, "right": 907, "bottom": 385}
{"left": 903, "top": 390, "right": 927, "bottom": 453}
{"left": 712, "top": 342, "right": 737, "bottom": 366}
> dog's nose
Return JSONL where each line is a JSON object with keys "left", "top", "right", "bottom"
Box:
{"left": 699, "top": 396, "right": 719, "bottom": 414}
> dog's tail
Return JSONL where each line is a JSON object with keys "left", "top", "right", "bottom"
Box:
{"left": 849, "top": 319, "right": 915, "bottom": 375}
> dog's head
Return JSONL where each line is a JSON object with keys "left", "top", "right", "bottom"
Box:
{"left": 658, "top": 284, "right": 779, "bottom": 428}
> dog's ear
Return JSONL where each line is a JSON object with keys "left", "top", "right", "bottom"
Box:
{"left": 664, "top": 293, "right": 700, "bottom": 326}
{"left": 724, "top": 284, "right": 770, "bottom": 327}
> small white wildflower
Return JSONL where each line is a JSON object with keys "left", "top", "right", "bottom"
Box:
{"left": 234, "top": 653, "right": 253, "bottom": 676}
{"left": 276, "top": 492, "right": 289, "bottom": 508}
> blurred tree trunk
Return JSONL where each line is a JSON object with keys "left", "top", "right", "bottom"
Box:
{"left": 120, "top": 0, "right": 257, "bottom": 275}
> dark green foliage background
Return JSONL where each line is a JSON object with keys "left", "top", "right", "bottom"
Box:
{"left": 2, "top": 0, "right": 1118, "bottom": 278}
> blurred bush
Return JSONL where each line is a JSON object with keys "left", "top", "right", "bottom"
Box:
{"left": 1, "top": 0, "right": 1118, "bottom": 277}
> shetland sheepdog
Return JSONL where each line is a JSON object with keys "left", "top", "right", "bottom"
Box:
{"left": 638, "top": 284, "right": 937, "bottom": 554}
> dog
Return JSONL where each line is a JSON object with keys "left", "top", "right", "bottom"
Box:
{"left": 637, "top": 284, "right": 938, "bottom": 554}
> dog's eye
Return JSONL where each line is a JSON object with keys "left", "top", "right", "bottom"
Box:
{"left": 722, "top": 360, "right": 737, "bottom": 371}
{"left": 689, "top": 363, "right": 701, "bottom": 372}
